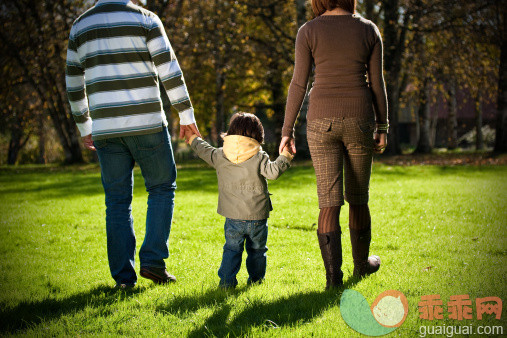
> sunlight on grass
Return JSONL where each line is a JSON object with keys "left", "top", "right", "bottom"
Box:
{"left": 0, "top": 163, "right": 506, "bottom": 336}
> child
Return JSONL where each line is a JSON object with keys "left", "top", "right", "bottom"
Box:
{"left": 184, "top": 113, "right": 293, "bottom": 288}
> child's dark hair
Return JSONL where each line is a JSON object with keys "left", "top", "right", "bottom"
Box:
{"left": 223, "top": 112, "right": 264, "bottom": 144}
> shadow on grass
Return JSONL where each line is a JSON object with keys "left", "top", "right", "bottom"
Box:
{"left": 270, "top": 222, "right": 317, "bottom": 232}
{"left": 0, "top": 170, "right": 105, "bottom": 200}
{"left": 155, "top": 286, "right": 249, "bottom": 317}
{"left": 0, "top": 168, "right": 217, "bottom": 200}
{"left": 0, "top": 284, "right": 147, "bottom": 334}
{"left": 186, "top": 277, "right": 359, "bottom": 337}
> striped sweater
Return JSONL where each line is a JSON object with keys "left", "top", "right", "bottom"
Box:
{"left": 65, "top": 0, "right": 195, "bottom": 140}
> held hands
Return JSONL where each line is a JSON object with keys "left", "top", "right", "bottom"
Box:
{"left": 279, "top": 136, "right": 296, "bottom": 155}
{"left": 374, "top": 132, "right": 387, "bottom": 154}
{"left": 180, "top": 123, "right": 202, "bottom": 144}
{"left": 183, "top": 128, "right": 195, "bottom": 144}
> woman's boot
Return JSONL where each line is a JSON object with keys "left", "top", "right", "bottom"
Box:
{"left": 317, "top": 230, "right": 343, "bottom": 288}
{"left": 349, "top": 204, "right": 380, "bottom": 277}
{"left": 349, "top": 226, "right": 380, "bottom": 276}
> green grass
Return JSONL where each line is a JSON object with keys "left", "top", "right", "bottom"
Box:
{"left": 0, "top": 162, "right": 506, "bottom": 336}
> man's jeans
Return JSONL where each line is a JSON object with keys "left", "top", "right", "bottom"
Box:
{"left": 94, "top": 127, "right": 176, "bottom": 285}
{"left": 218, "top": 218, "right": 268, "bottom": 287}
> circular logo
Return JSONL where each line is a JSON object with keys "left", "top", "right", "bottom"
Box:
{"left": 370, "top": 290, "right": 409, "bottom": 328}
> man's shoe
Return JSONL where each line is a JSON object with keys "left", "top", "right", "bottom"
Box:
{"left": 140, "top": 266, "right": 176, "bottom": 284}
{"left": 115, "top": 283, "right": 136, "bottom": 290}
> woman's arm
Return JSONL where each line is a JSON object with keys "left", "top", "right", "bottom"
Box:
{"left": 367, "top": 23, "right": 389, "bottom": 133}
{"left": 282, "top": 24, "right": 313, "bottom": 139}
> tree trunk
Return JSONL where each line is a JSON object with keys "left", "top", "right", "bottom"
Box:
{"left": 430, "top": 109, "right": 438, "bottom": 148}
{"left": 414, "top": 83, "right": 432, "bottom": 153}
{"left": 494, "top": 7, "right": 507, "bottom": 152}
{"left": 364, "top": 0, "right": 377, "bottom": 23}
{"left": 447, "top": 79, "right": 458, "bottom": 149}
{"left": 295, "top": 0, "right": 307, "bottom": 27}
{"left": 475, "top": 95, "right": 484, "bottom": 150}
{"left": 8, "top": 134, "right": 21, "bottom": 165}
{"left": 214, "top": 69, "right": 226, "bottom": 147}
{"left": 37, "top": 114, "right": 46, "bottom": 164}
{"left": 7, "top": 126, "right": 30, "bottom": 165}
{"left": 268, "top": 60, "right": 285, "bottom": 152}
{"left": 382, "top": 0, "right": 405, "bottom": 155}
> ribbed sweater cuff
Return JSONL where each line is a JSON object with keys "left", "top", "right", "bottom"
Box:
{"left": 281, "top": 126, "right": 295, "bottom": 138}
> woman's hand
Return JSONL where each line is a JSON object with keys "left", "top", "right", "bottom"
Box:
{"left": 374, "top": 132, "right": 387, "bottom": 154}
{"left": 279, "top": 136, "right": 296, "bottom": 155}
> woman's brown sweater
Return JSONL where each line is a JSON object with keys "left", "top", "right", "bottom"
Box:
{"left": 282, "top": 14, "right": 388, "bottom": 138}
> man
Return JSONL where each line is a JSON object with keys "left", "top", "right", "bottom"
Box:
{"left": 65, "top": 0, "right": 200, "bottom": 289}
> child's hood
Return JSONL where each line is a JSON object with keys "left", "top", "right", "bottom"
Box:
{"left": 222, "top": 135, "right": 261, "bottom": 164}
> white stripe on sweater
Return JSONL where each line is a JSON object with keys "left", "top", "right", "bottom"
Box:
{"left": 92, "top": 112, "right": 164, "bottom": 132}
{"left": 66, "top": 49, "right": 81, "bottom": 64}
{"left": 70, "top": 97, "right": 89, "bottom": 114}
{"left": 156, "top": 60, "right": 182, "bottom": 80}
{"left": 77, "top": 36, "right": 147, "bottom": 59}
{"left": 66, "top": 75, "right": 85, "bottom": 89}
{"left": 89, "top": 86, "right": 159, "bottom": 108}
{"left": 147, "top": 36, "right": 169, "bottom": 54}
{"left": 166, "top": 85, "right": 190, "bottom": 103}
{"left": 74, "top": 12, "right": 149, "bottom": 36}
{"left": 85, "top": 61, "right": 153, "bottom": 80}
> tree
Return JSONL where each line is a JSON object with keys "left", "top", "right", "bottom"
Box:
{"left": 494, "top": 0, "right": 507, "bottom": 152}
{"left": 240, "top": 0, "right": 297, "bottom": 147}
{"left": 0, "top": 0, "right": 85, "bottom": 163}
{"left": 0, "top": 73, "right": 35, "bottom": 164}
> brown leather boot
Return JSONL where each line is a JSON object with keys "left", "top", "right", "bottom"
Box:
{"left": 317, "top": 230, "right": 343, "bottom": 289}
{"left": 349, "top": 226, "right": 380, "bottom": 277}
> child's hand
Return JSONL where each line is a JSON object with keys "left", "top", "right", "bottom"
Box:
{"left": 283, "top": 145, "right": 294, "bottom": 155}
{"left": 184, "top": 128, "right": 196, "bottom": 144}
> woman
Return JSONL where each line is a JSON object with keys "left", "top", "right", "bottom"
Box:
{"left": 279, "top": 0, "right": 388, "bottom": 288}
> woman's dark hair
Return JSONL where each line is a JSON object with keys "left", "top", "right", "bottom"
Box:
{"left": 311, "top": 0, "right": 356, "bottom": 16}
{"left": 223, "top": 112, "right": 264, "bottom": 144}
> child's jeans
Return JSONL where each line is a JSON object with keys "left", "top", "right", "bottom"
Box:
{"left": 218, "top": 218, "right": 268, "bottom": 288}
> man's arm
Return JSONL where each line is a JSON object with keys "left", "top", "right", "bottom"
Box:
{"left": 65, "top": 29, "right": 94, "bottom": 149}
{"left": 146, "top": 15, "right": 198, "bottom": 130}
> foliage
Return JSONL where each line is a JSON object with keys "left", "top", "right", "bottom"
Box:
{"left": 0, "top": 0, "right": 504, "bottom": 163}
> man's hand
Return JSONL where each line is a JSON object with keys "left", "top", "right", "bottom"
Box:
{"left": 82, "top": 134, "right": 96, "bottom": 151}
{"left": 179, "top": 123, "right": 202, "bottom": 140}
{"left": 279, "top": 136, "right": 296, "bottom": 155}
{"left": 183, "top": 128, "right": 196, "bottom": 144}
{"left": 374, "top": 132, "right": 387, "bottom": 154}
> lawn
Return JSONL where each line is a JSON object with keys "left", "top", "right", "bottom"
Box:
{"left": 0, "top": 162, "right": 506, "bottom": 336}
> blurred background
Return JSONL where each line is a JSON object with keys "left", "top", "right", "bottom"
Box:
{"left": 0, "top": 0, "right": 505, "bottom": 164}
